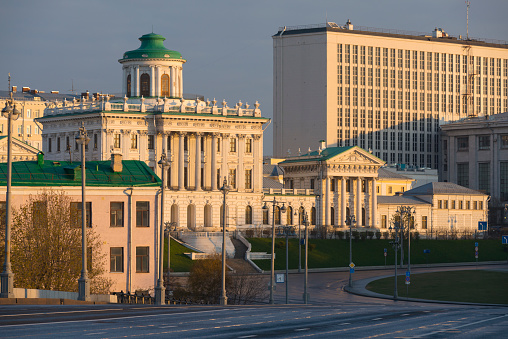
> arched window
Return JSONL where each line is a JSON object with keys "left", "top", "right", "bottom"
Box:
{"left": 286, "top": 206, "right": 293, "bottom": 225}
{"left": 171, "top": 204, "right": 178, "bottom": 226}
{"left": 274, "top": 206, "right": 281, "bottom": 225}
{"left": 362, "top": 207, "right": 366, "bottom": 226}
{"left": 311, "top": 207, "right": 316, "bottom": 225}
{"left": 245, "top": 205, "right": 252, "bottom": 224}
{"left": 187, "top": 205, "right": 195, "bottom": 229}
{"left": 126, "top": 74, "right": 131, "bottom": 97}
{"left": 204, "top": 204, "right": 212, "bottom": 227}
{"left": 140, "top": 73, "right": 150, "bottom": 97}
{"left": 346, "top": 206, "right": 351, "bottom": 217}
{"left": 263, "top": 209, "right": 269, "bottom": 225}
{"left": 331, "top": 207, "right": 335, "bottom": 226}
{"left": 299, "top": 206, "right": 305, "bottom": 224}
{"left": 161, "top": 74, "right": 169, "bottom": 97}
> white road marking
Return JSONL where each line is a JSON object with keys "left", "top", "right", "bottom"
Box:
{"left": 373, "top": 318, "right": 383, "bottom": 320}
{"left": 238, "top": 335, "right": 257, "bottom": 338}
{"left": 413, "top": 314, "right": 508, "bottom": 338}
{"left": 295, "top": 328, "right": 310, "bottom": 331}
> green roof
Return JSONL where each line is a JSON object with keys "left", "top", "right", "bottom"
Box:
{"left": 121, "top": 33, "right": 185, "bottom": 61}
{"left": 0, "top": 159, "right": 161, "bottom": 187}
{"left": 280, "top": 146, "right": 355, "bottom": 164}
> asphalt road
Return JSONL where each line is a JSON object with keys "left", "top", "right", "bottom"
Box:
{"left": 0, "top": 265, "right": 506, "bottom": 338}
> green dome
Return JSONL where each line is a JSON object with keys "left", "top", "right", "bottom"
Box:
{"left": 121, "top": 33, "right": 184, "bottom": 61}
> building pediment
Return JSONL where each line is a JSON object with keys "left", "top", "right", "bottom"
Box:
{"left": 328, "top": 148, "right": 384, "bottom": 167}
{"left": 0, "top": 136, "right": 41, "bottom": 162}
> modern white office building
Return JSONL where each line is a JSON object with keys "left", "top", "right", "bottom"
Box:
{"left": 273, "top": 20, "right": 508, "bottom": 169}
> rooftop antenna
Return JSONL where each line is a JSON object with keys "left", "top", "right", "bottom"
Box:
{"left": 466, "top": 1, "right": 470, "bottom": 40}
{"left": 8, "top": 73, "right": 11, "bottom": 92}
{"left": 152, "top": 25, "right": 154, "bottom": 33}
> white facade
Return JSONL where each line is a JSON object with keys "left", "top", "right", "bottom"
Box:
{"left": 273, "top": 21, "right": 508, "bottom": 169}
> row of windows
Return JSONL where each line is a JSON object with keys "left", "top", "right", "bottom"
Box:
{"left": 48, "top": 134, "right": 99, "bottom": 153}
{"left": 437, "top": 199, "right": 484, "bottom": 210}
{"left": 338, "top": 109, "right": 439, "bottom": 132}
{"left": 454, "top": 135, "right": 508, "bottom": 152}
{"left": 110, "top": 246, "right": 149, "bottom": 273}
{"left": 67, "top": 201, "right": 150, "bottom": 228}
{"left": 337, "top": 44, "right": 508, "bottom": 76}
{"left": 337, "top": 87, "right": 508, "bottom": 114}
{"left": 0, "top": 124, "right": 40, "bottom": 136}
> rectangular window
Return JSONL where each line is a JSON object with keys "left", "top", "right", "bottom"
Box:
{"left": 457, "top": 137, "right": 469, "bottom": 151}
{"left": 381, "top": 215, "right": 387, "bottom": 229}
{"left": 501, "top": 162, "right": 508, "bottom": 200}
{"left": 245, "top": 169, "right": 252, "bottom": 190}
{"left": 57, "top": 137, "right": 61, "bottom": 152}
{"left": 148, "top": 135, "right": 155, "bottom": 150}
{"left": 110, "top": 247, "right": 124, "bottom": 273}
{"left": 310, "top": 179, "right": 315, "bottom": 190}
{"left": 229, "top": 168, "right": 237, "bottom": 189}
{"left": 48, "top": 138, "right": 52, "bottom": 152}
{"left": 478, "top": 136, "right": 490, "bottom": 150}
{"left": 130, "top": 134, "right": 138, "bottom": 149}
{"left": 110, "top": 202, "right": 124, "bottom": 227}
{"left": 70, "top": 202, "right": 92, "bottom": 228}
{"left": 478, "top": 163, "right": 490, "bottom": 194}
{"left": 114, "top": 134, "right": 121, "bottom": 149}
{"left": 421, "top": 216, "right": 427, "bottom": 229}
{"left": 136, "top": 247, "right": 149, "bottom": 273}
{"left": 230, "top": 138, "right": 237, "bottom": 152}
{"left": 438, "top": 200, "right": 442, "bottom": 209}
{"left": 245, "top": 138, "right": 252, "bottom": 153}
{"left": 457, "top": 163, "right": 469, "bottom": 187}
{"left": 94, "top": 134, "right": 98, "bottom": 149}
{"left": 136, "top": 201, "right": 150, "bottom": 227}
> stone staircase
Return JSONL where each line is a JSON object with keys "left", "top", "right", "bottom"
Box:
{"left": 228, "top": 238, "right": 258, "bottom": 273}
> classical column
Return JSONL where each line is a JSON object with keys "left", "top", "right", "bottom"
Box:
{"left": 135, "top": 66, "right": 140, "bottom": 97}
{"left": 178, "top": 132, "right": 185, "bottom": 190}
{"left": 222, "top": 134, "right": 229, "bottom": 186}
{"left": 122, "top": 67, "right": 127, "bottom": 96}
{"left": 341, "top": 177, "right": 347, "bottom": 227}
{"left": 211, "top": 133, "right": 218, "bottom": 190}
{"left": 238, "top": 134, "right": 245, "bottom": 191}
{"left": 253, "top": 134, "right": 262, "bottom": 191}
{"left": 150, "top": 66, "right": 155, "bottom": 97}
{"left": 195, "top": 132, "right": 202, "bottom": 191}
{"left": 122, "top": 130, "right": 130, "bottom": 159}
{"left": 356, "top": 177, "right": 362, "bottom": 226}
{"left": 372, "top": 178, "right": 377, "bottom": 228}
{"left": 325, "top": 177, "right": 330, "bottom": 226}
{"left": 155, "top": 66, "right": 161, "bottom": 97}
{"left": 170, "top": 67, "right": 175, "bottom": 97}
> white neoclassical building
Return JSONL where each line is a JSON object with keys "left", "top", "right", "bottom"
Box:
{"left": 37, "top": 32, "right": 269, "bottom": 231}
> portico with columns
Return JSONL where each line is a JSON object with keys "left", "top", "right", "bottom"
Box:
{"left": 278, "top": 146, "right": 384, "bottom": 229}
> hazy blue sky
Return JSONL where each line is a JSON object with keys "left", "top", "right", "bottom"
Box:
{"left": 1, "top": 0, "right": 507, "bottom": 154}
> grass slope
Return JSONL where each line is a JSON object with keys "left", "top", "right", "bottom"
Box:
{"left": 366, "top": 270, "right": 508, "bottom": 304}
{"left": 249, "top": 238, "right": 508, "bottom": 271}
{"left": 164, "top": 238, "right": 195, "bottom": 272}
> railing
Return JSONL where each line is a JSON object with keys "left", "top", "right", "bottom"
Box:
{"left": 263, "top": 188, "right": 312, "bottom": 195}
{"left": 278, "top": 23, "right": 508, "bottom": 46}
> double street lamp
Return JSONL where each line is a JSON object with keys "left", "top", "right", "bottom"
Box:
{"left": 0, "top": 77, "right": 20, "bottom": 298}
{"left": 76, "top": 122, "right": 90, "bottom": 301}
{"left": 345, "top": 214, "right": 356, "bottom": 288}
{"left": 389, "top": 221, "right": 402, "bottom": 300}
{"left": 397, "top": 206, "right": 416, "bottom": 272}
{"left": 278, "top": 225, "right": 295, "bottom": 304}
{"left": 262, "top": 197, "right": 286, "bottom": 304}
{"left": 155, "top": 152, "right": 170, "bottom": 305}
{"left": 220, "top": 177, "right": 230, "bottom": 305}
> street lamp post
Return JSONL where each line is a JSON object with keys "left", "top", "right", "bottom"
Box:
{"left": 76, "top": 122, "right": 90, "bottom": 301}
{"left": 303, "top": 212, "right": 309, "bottom": 304}
{"left": 389, "top": 221, "right": 401, "bottom": 300}
{"left": 0, "top": 76, "right": 20, "bottom": 299}
{"left": 397, "top": 206, "right": 416, "bottom": 272}
{"left": 262, "top": 197, "right": 286, "bottom": 304}
{"left": 346, "top": 214, "right": 356, "bottom": 288}
{"left": 295, "top": 210, "right": 301, "bottom": 273}
{"left": 155, "top": 153, "right": 170, "bottom": 305}
{"left": 278, "top": 225, "right": 295, "bottom": 304}
{"left": 220, "top": 177, "right": 230, "bottom": 305}
{"left": 164, "top": 221, "right": 176, "bottom": 277}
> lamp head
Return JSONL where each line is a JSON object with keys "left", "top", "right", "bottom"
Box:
{"left": 262, "top": 202, "right": 268, "bottom": 210}
{"left": 281, "top": 203, "right": 287, "bottom": 213}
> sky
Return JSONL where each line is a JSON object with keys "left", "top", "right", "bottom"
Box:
{"left": 1, "top": 0, "right": 507, "bottom": 155}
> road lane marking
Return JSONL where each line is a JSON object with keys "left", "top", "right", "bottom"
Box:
{"left": 0, "top": 308, "right": 233, "bottom": 328}
{"left": 84, "top": 332, "right": 107, "bottom": 336}
{"left": 412, "top": 314, "right": 508, "bottom": 338}
{"left": 295, "top": 328, "right": 310, "bottom": 331}
{"left": 238, "top": 335, "right": 257, "bottom": 338}
{"left": 160, "top": 325, "right": 176, "bottom": 328}
{"left": 372, "top": 318, "right": 383, "bottom": 320}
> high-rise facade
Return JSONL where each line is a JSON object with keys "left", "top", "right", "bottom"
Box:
{"left": 273, "top": 21, "right": 508, "bottom": 169}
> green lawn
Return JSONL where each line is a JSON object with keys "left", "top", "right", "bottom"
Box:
{"left": 249, "top": 238, "right": 508, "bottom": 271}
{"left": 366, "top": 270, "right": 508, "bottom": 304}
{"left": 164, "top": 239, "right": 195, "bottom": 272}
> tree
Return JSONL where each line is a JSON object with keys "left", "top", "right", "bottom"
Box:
{"left": 8, "top": 190, "right": 112, "bottom": 294}
{"left": 186, "top": 254, "right": 267, "bottom": 304}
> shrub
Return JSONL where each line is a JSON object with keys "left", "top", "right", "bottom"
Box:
{"left": 337, "top": 231, "right": 345, "bottom": 240}
{"left": 375, "top": 231, "right": 381, "bottom": 239}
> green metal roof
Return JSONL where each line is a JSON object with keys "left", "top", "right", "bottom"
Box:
{"left": 279, "top": 146, "right": 354, "bottom": 164}
{"left": 121, "top": 33, "right": 185, "bottom": 61}
{"left": 0, "top": 159, "right": 161, "bottom": 187}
